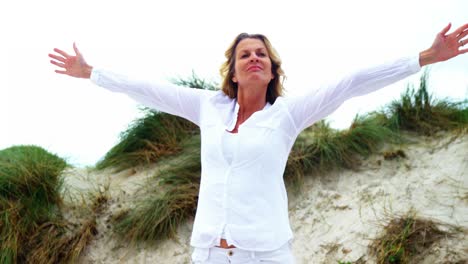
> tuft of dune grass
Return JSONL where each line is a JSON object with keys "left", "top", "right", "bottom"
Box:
{"left": 285, "top": 116, "right": 397, "bottom": 193}
{"left": 96, "top": 111, "right": 198, "bottom": 171}
{"left": 383, "top": 71, "right": 468, "bottom": 135}
{"left": 0, "top": 145, "right": 109, "bottom": 264}
{"left": 369, "top": 211, "right": 460, "bottom": 264}
{"left": 25, "top": 185, "right": 109, "bottom": 264}
{"left": 0, "top": 145, "right": 67, "bottom": 205}
{"left": 170, "top": 70, "right": 219, "bottom": 91}
{"left": 0, "top": 145, "right": 67, "bottom": 263}
{"left": 113, "top": 183, "right": 199, "bottom": 245}
{"left": 112, "top": 136, "right": 200, "bottom": 245}
{"left": 25, "top": 218, "right": 98, "bottom": 264}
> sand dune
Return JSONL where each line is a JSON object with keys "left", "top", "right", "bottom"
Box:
{"left": 61, "top": 133, "right": 468, "bottom": 263}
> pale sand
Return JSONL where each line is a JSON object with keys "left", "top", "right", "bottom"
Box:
{"left": 61, "top": 133, "right": 468, "bottom": 263}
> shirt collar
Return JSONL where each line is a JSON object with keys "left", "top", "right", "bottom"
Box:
{"left": 226, "top": 100, "right": 272, "bottom": 131}
{"left": 209, "top": 91, "right": 273, "bottom": 130}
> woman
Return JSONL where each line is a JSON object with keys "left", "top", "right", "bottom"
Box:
{"left": 49, "top": 23, "right": 467, "bottom": 264}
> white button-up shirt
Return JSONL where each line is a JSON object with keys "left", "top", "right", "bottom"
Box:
{"left": 90, "top": 56, "right": 421, "bottom": 251}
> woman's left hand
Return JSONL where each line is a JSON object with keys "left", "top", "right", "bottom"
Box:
{"left": 419, "top": 23, "right": 468, "bottom": 66}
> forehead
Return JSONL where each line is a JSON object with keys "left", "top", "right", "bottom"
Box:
{"left": 236, "top": 38, "right": 267, "bottom": 52}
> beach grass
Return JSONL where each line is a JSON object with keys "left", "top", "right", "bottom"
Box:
{"left": 369, "top": 211, "right": 458, "bottom": 264}
{"left": 170, "top": 70, "right": 219, "bottom": 91}
{"left": 0, "top": 145, "right": 67, "bottom": 263}
{"left": 285, "top": 115, "right": 397, "bottom": 193}
{"left": 95, "top": 111, "right": 198, "bottom": 171}
{"left": 112, "top": 136, "right": 200, "bottom": 244}
{"left": 4, "top": 72, "right": 467, "bottom": 262}
{"left": 0, "top": 145, "right": 110, "bottom": 264}
{"left": 95, "top": 72, "right": 215, "bottom": 172}
{"left": 28, "top": 182, "right": 109, "bottom": 264}
{"left": 113, "top": 183, "right": 198, "bottom": 244}
{"left": 383, "top": 72, "right": 468, "bottom": 135}
{"left": 107, "top": 72, "right": 468, "bottom": 248}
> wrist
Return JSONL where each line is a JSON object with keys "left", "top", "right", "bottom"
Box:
{"left": 419, "top": 49, "right": 437, "bottom": 67}
{"left": 82, "top": 65, "right": 93, "bottom": 79}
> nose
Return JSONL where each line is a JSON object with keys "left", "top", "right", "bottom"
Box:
{"left": 249, "top": 54, "right": 259, "bottom": 62}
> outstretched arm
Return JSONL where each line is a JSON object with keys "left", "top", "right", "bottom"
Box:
{"left": 48, "top": 43, "right": 213, "bottom": 126}
{"left": 49, "top": 43, "right": 92, "bottom": 78}
{"left": 419, "top": 23, "right": 468, "bottom": 66}
{"left": 288, "top": 23, "right": 468, "bottom": 133}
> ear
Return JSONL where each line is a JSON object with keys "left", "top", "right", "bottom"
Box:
{"left": 232, "top": 75, "right": 238, "bottom": 83}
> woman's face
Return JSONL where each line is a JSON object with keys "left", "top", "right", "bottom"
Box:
{"left": 232, "top": 38, "right": 274, "bottom": 88}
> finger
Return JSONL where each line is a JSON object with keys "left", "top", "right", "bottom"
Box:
{"left": 53, "top": 48, "right": 71, "bottom": 58}
{"left": 50, "top": 60, "right": 66, "bottom": 68}
{"left": 458, "top": 48, "right": 468, "bottom": 55}
{"left": 55, "top": 69, "right": 67, "bottom": 74}
{"left": 459, "top": 38, "right": 468, "bottom": 47}
{"left": 439, "top": 23, "right": 452, "bottom": 36}
{"left": 48, "top": 53, "right": 67, "bottom": 63}
{"left": 452, "top": 23, "right": 468, "bottom": 37}
{"left": 456, "top": 28, "right": 468, "bottom": 39}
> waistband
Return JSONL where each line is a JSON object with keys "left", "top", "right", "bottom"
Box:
{"left": 193, "top": 241, "right": 291, "bottom": 260}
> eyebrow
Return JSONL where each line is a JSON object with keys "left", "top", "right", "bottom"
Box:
{"left": 238, "top": 47, "right": 267, "bottom": 53}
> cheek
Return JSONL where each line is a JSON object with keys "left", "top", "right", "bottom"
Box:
{"left": 235, "top": 60, "right": 245, "bottom": 71}
{"left": 267, "top": 63, "right": 274, "bottom": 79}
{"left": 231, "top": 61, "right": 240, "bottom": 82}
{"left": 233, "top": 60, "right": 241, "bottom": 73}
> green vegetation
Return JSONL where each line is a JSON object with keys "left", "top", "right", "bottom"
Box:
{"left": 0, "top": 145, "right": 109, "bottom": 264}
{"left": 2, "top": 72, "right": 467, "bottom": 261}
{"left": 95, "top": 111, "right": 198, "bottom": 171}
{"left": 112, "top": 137, "right": 200, "bottom": 244}
{"left": 170, "top": 70, "right": 219, "bottom": 91}
{"left": 383, "top": 71, "right": 468, "bottom": 135}
{"left": 0, "top": 145, "right": 67, "bottom": 263}
{"left": 109, "top": 72, "right": 467, "bottom": 247}
{"left": 286, "top": 115, "right": 397, "bottom": 192}
{"left": 369, "top": 211, "right": 456, "bottom": 264}
{"left": 96, "top": 71, "right": 216, "bottom": 172}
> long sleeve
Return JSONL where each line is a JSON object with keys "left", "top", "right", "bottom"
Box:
{"left": 286, "top": 55, "right": 421, "bottom": 133}
{"left": 90, "top": 69, "right": 215, "bottom": 126}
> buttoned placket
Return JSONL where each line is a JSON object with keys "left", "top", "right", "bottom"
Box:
{"left": 220, "top": 164, "right": 231, "bottom": 244}
{"left": 217, "top": 102, "right": 241, "bottom": 246}
{"left": 215, "top": 99, "right": 273, "bottom": 249}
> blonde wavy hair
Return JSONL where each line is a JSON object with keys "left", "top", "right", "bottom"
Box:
{"left": 220, "top": 33, "right": 285, "bottom": 104}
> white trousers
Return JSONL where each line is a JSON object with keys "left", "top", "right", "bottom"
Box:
{"left": 191, "top": 242, "right": 295, "bottom": 264}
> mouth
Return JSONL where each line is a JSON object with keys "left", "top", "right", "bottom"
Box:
{"left": 247, "top": 65, "right": 262, "bottom": 71}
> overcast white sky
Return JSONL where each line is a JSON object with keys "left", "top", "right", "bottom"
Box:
{"left": 1, "top": 0, "right": 467, "bottom": 166}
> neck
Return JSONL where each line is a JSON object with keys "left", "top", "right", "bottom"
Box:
{"left": 236, "top": 83, "right": 267, "bottom": 122}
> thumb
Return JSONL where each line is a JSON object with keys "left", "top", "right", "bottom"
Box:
{"left": 73, "top": 42, "right": 81, "bottom": 56}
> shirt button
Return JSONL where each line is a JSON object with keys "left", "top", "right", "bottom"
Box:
{"left": 228, "top": 250, "right": 234, "bottom": 256}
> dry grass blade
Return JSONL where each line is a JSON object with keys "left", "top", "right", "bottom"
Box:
{"left": 113, "top": 184, "right": 199, "bottom": 244}
{"left": 26, "top": 218, "right": 98, "bottom": 264}
{"left": 0, "top": 145, "right": 110, "bottom": 263}
{"left": 285, "top": 117, "right": 394, "bottom": 194}
{"left": 96, "top": 112, "right": 198, "bottom": 171}
{"left": 369, "top": 212, "right": 459, "bottom": 264}
{"left": 0, "top": 145, "right": 67, "bottom": 263}
{"left": 385, "top": 71, "right": 468, "bottom": 135}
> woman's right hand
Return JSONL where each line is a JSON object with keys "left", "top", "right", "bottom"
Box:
{"left": 49, "top": 43, "right": 92, "bottom": 79}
